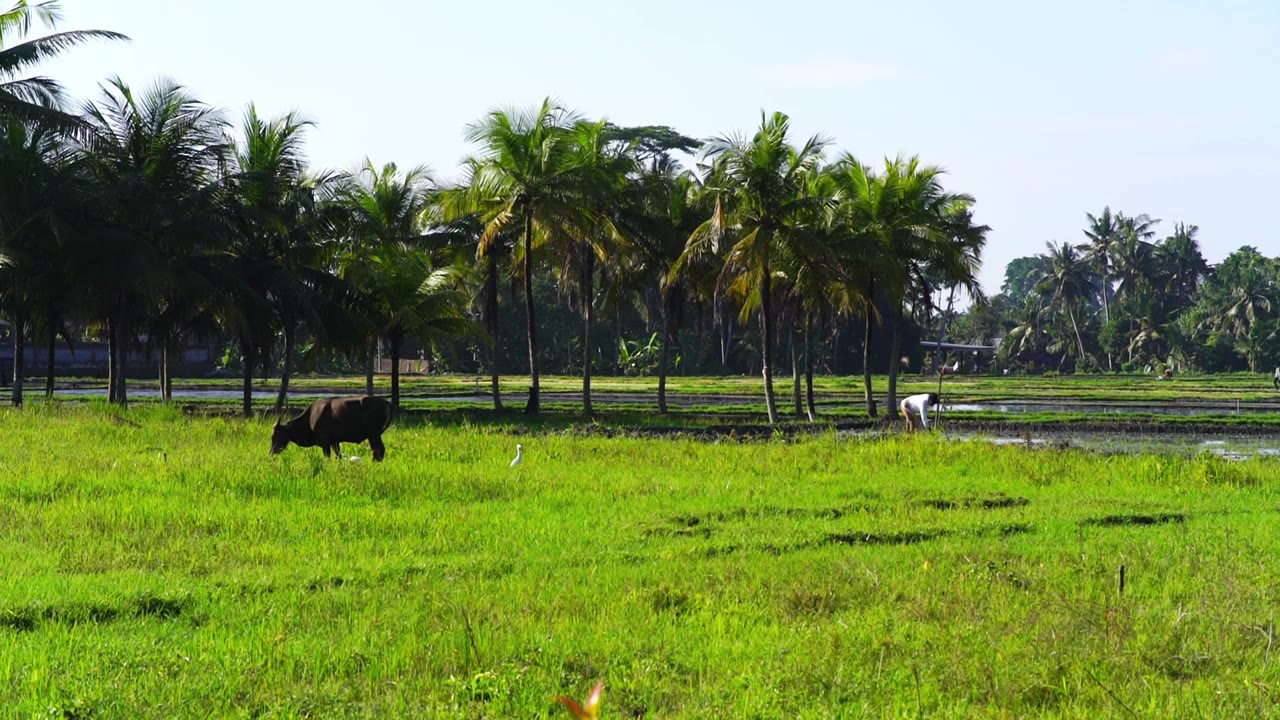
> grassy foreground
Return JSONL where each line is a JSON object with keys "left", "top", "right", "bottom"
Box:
{"left": 2, "top": 406, "right": 1280, "bottom": 717}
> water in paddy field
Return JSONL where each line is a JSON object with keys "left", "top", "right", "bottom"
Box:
{"left": 948, "top": 431, "right": 1280, "bottom": 461}
{"left": 942, "top": 401, "right": 1271, "bottom": 416}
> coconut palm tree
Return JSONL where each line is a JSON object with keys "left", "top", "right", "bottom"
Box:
{"left": 0, "top": 0, "right": 127, "bottom": 131}
{"left": 423, "top": 203, "right": 513, "bottom": 411}
{"left": 448, "top": 99, "right": 603, "bottom": 415}
{"left": 541, "top": 118, "right": 633, "bottom": 417}
{"left": 228, "top": 106, "right": 358, "bottom": 413}
{"left": 678, "top": 111, "right": 829, "bottom": 424}
{"left": 0, "top": 117, "right": 85, "bottom": 405}
{"left": 1082, "top": 207, "right": 1121, "bottom": 325}
{"left": 345, "top": 242, "right": 476, "bottom": 413}
{"left": 826, "top": 155, "right": 893, "bottom": 417}
{"left": 335, "top": 159, "right": 438, "bottom": 413}
{"left": 77, "top": 76, "right": 230, "bottom": 406}
{"left": 1034, "top": 241, "right": 1097, "bottom": 364}
{"left": 628, "top": 166, "right": 714, "bottom": 413}
{"left": 1156, "top": 222, "right": 1208, "bottom": 312}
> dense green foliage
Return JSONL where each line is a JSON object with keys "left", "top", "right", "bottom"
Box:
{"left": 3, "top": 407, "right": 1280, "bottom": 717}
{"left": 970, "top": 209, "right": 1280, "bottom": 378}
{"left": 0, "top": 2, "right": 987, "bottom": 424}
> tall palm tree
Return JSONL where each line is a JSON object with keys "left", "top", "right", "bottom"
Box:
{"left": 525, "top": 118, "right": 634, "bottom": 416}
{"left": 0, "top": 117, "right": 83, "bottom": 405}
{"left": 230, "top": 106, "right": 354, "bottom": 413}
{"left": 77, "top": 76, "right": 229, "bottom": 406}
{"left": 1000, "top": 294, "right": 1050, "bottom": 364}
{"left": 827, "top": 155, "right": 893, "bottom": 417}
{"left": 831, "top": 154, "right": 964, "bottom": 418}
{"left": 0, "top": 0, "right": 127, "bottom": 131}
{"left": 927, "top": 201, "right": 990, "bottom": 380}
{"left": 678, "top": 111, "right": 829, "bottom": 424}
{"left": 345, "top": 242, "right": 476, "bottom": 412}
{"left": 448, "top": 98, "right": 604, "bottom": 415}
{"left": 1109, "top": 233, "right": 1157, "bottom": 304}
{"left": 423, "top": 205, "right": 513, "bottom": 411}
{"left": 336, "top": 159, "right": 436, "bottom": 413}
{"left": 1082, "top": 207, "right": 1120, "bottom": 326}
{"left": 627, "top": 164, "right": 713, "bottom": 413}
{"left": 1035, "top": 241, "right": 1097, "bottom": 364}
{"left": 1156, "top": 222, "right": 1208, "bottom": 312}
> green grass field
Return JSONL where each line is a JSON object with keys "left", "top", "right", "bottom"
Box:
{"left": 3, "top": 405, "right": 1280, "bottom": 717}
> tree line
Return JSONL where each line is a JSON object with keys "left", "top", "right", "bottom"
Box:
{"left": 940, "top": 206, "right": 1268, "bottom": 377}
{"left": 0, "top": 2, "right": 989, "bottom": 423}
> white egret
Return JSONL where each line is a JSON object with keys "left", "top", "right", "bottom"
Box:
{"left": 510, "top": 443, "right": 523, "bottom": 468}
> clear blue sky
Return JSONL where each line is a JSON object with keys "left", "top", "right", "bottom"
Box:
{"left": 38, "top": 0, "right": 1280, "bottom": 296}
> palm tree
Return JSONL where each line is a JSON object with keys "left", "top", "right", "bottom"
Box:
{"left": 336, "top": 159, "right": 436, "bottom": 413}
{"left": 678, "top": 111, "right": 829, "bottom": 424}
{"left": 540, "top": 118, "right": 633, "bottom": 417}
{"left": 449, "top": 98, "right": 604, "bottom": 415}
{"left": 229, "top": 106, "right": 355, "bottom": 413}
{"left": 628, "top": 165, "right": 712, "bottom": 413}
{"left": 927, "top": 201, "right": 990, "bottom": 382}
{"left": 424, "top": 205, "right": 512, "bottom": 411}
{"left": 0, "top": 0, "right": 127, "bottom": 131}
{"left": 1082, "top": 207, "right": 1120, "bottom": 326}
{"left": 1035, "top": 241, "right": 1097, "bottom": 364}
{"left": 1000, "top": 294, "right": 1050, "bottom": 365}
{"left": 1109, "top": 233, "right": 1157, "bottom": 304}
{"left": 0, "top": 117, "right": 84, "bottom": 405}
{"left": 77, "top": 76, "right": 230, "bottom": 406}
{"left": 1156, "top": 222, "right": 1208, "bottom": 312}
{"left": 826, "top": 156, "right": 892, "bottom": 417}
{"left": 346, "top": 242, "right": 476, "bottom": 413}
{"left": 831, "top": 154, "right": 963, "bottom": 418}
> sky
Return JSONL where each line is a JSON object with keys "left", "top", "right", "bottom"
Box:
{"left": 33, "top": 0, "right": 1280, "bottom": 296}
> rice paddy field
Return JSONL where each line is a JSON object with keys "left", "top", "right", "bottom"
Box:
{"left": 3, "top": 386, "right": 1280, "bottom": 717}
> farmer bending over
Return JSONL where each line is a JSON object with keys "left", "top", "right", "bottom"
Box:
{"left": 900, "top": 393, "right": 940, "bottom": 433}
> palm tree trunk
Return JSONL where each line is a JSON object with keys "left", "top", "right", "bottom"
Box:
{"left": 107, "top": 316, "right": 117, "bottom": 404}
{"left": 886, "top": 300, "right": 903, "bottom": 419}
{"left": 164, "top": 337, "right": 174, "bottom": 402}
{"left": 116, "top": 313, "right": 129, "bottom": 407}
{"left": 160, "top": 337, "right": 170, "bottom": 403}
{"left": 522, "top": 210, "right": 540, "bottom": 415}
{"left": 274, "top": 320, "right": 294, "bottom": 415}
{"left": 484, "top": 251, "right": 503, "bottom": 412}
{"left": 862, "top": 277, "right": 877, "bottom": 418}
{"left": 389, "top": 330, "right": 402, "bottom": 417}
{"left": 804, "top": 311, "right": 817, "bottom": 422}
{"left": 241, "top": 336, "right": 254, "bottom": 418}
{"left": 581, "top": 248, "right": 594, "bottom": 418}
{"left": 790, "top": 316, "right": 802, "bottom": 418}
{"left": 45, "top": 320, "right": 56, "bottom": 400}
{"left": 11, "top": 309, "right": 24, "bottom": 407}
{"left": 759, "top": 264, "right": 779, "bottom": 425}
{"left": 1101, "top": 256, "right": 1113, "bottom": 371}
{"left": 933, "top": 286, "right": 957, "bottom": 376}
{"left": 1069, "top": 307, "right": 1087, "bottom": 369}
{"left": 658, "top": 296, "right": 673, "bottom": 414}
{"left": 365, "top": 339, "right": 375, "bottom": 395}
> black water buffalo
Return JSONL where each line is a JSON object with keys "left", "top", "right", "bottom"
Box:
{"left": 271, "top": 396, "right": 393, "bottom": 461}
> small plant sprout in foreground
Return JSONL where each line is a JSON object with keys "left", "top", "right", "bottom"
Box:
{"left": 556, "top": 681, "right": 603, "bottom": 719}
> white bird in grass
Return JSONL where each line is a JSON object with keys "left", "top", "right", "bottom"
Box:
{"left": 509, "top": 443, "right": 523, "bottom": 468}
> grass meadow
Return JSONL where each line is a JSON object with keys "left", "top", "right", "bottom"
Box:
{"left": 3, "top": 403, "right": 1280, "bottom": 717}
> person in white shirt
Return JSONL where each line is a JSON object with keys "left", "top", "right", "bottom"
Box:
{"left": 900, "top": 393, "right": 940, "bottom": 433}
{"left": 1273, "top": 367, "right": 1279, "bottom": 391}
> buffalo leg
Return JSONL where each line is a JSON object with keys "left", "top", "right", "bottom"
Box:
{"left": 322, "top": 445, "right": 331, "bottom": 459}
{"left": 370, "top": 436, "right": 386, "bottom": 462}
{"left": 331, "top": 443, "right": 342, "bottom": 459}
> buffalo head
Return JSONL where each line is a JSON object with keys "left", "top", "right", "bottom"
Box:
{"left": 270, "top": 419, "right": 290, "bottom": 455}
